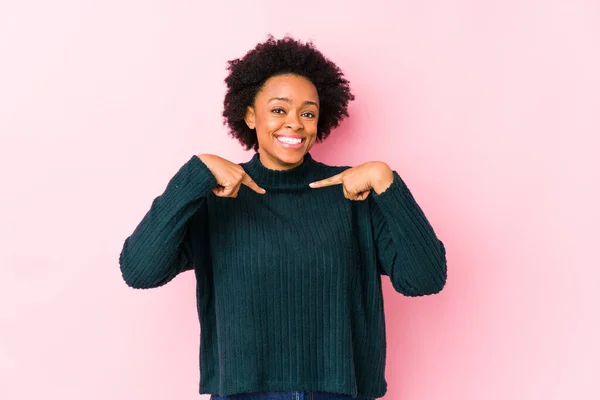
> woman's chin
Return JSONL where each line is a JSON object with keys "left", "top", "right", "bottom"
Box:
{"left": 275, "top": 151, "right": 305, "bottom": 166}
{"left": 259, "top": 140, "right": 310, "bottom": 169}
{"left": 270, "top": 145, "right": 303, "bottom": 161}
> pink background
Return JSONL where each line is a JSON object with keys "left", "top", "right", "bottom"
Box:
{"left": 1, "top": 1, "right": 599, "bottom": 399}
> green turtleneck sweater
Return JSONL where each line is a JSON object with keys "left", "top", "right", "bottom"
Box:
{"left": 118, "top": 152, "right": 447, "bottom": 399}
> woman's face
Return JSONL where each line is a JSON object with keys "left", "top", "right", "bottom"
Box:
{"left": 244, "top": 74, "right": 319, "bottom": 170}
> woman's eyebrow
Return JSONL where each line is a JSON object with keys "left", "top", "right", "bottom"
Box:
{"left": 268, "top": 97, "right": 319, "bottom": 108}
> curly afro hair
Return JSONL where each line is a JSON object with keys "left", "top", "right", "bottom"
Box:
{"left": 222, "top": 35, "right": 355, "bottom": 151}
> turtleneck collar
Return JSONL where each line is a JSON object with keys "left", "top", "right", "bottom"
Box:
{"left": 242, "top": 152, "right": 322, "bottom": 191}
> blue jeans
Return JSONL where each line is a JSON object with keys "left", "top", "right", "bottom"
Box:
{"left": 210, "top": 391, "right": 374, "bottom": 400}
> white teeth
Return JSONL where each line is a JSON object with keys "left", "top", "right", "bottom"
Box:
{"left": 277, "top": 136, "right": 302, "bottom": 144}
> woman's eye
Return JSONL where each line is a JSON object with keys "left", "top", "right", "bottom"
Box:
{"left": 272, "top": 108, "right": 285, "bottom": 114}
{"left": 302, "top": 112, "right": 316, "bottom": 118}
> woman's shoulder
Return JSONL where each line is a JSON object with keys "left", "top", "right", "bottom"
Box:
{"left": 312, "top": 157, "right": 352, "bottom": 176}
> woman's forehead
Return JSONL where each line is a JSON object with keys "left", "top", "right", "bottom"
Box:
{"left": 258, "top": 74, "right": 319, "bottom": 104}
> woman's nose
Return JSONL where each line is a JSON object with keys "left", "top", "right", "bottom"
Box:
{"left": 285, "top": 112, "right": 303, "bottom": 130}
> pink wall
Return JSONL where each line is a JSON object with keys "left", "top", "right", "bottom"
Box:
{"left": 1, "top": 1, "right": 599, "bottom": 399}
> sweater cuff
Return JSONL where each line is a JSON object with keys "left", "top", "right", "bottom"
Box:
{"left": 371, "top": 171, "right": 411, "bottom": 214}
{"left": 164, "top": 155, "right": 218, "bottom": 201}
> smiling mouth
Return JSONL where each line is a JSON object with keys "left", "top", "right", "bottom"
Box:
{"left": 276, "top": 136, "right": 305, "bottom": 145}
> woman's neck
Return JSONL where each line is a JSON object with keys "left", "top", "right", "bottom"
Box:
{"left": 242, "top": 151, "right": 322, "bottom": 191}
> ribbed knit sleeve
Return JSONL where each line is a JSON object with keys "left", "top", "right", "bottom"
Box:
{"left": 119, "top": 155, "right": 217, "bottom": 289}
{"left": 370, "top": 171, "right": 447, "bottom": 296}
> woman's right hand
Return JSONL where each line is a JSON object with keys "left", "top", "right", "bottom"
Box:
{"left": 197, "top": 154, "right": 266, "bottom": 197}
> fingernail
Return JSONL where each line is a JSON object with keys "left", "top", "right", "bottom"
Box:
{"left": 309, "top": 183, "right": 315, "bottom": 187}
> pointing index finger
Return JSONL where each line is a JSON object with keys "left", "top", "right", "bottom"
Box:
{"left": 309, "top": 173, "right": 343, "bottom": 188}
{"left": 242, "top": 174, "right": 266, "bottom": 194}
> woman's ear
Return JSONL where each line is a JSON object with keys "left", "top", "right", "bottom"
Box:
{"left": 244, "top": 106, "right": 256, "bottom": 130}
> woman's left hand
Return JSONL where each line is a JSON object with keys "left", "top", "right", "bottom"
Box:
{"left": 309, "top": 161, "right": 395, "bottom": 200}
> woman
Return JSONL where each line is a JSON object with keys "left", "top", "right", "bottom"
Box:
{"left": 119, "top": 36, "right": 447, "bottom": 400}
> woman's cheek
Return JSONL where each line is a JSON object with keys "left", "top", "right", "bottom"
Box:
{"left": 265, "top": 119, "right": 283, "bottom": 132}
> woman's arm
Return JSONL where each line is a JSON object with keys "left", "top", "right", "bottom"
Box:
{"left": 118, "top": 155, "right": 217, "bottom": 289}
{"left": 369, "top": 171, "right": 447, "bottom": 296}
